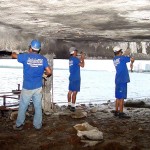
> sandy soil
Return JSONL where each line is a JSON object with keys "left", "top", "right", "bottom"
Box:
{"left": 0, "top": 103, "right": 150, "bottom": 150}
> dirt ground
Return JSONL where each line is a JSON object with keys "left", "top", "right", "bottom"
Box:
{"left": 0, "top": 104, "right": 150, "bottom": 150}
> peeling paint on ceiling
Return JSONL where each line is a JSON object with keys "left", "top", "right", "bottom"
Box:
{"left": 0, "top": 0, "right": 150, "bottom": 41}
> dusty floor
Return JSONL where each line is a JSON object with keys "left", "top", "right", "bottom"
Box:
{"left": 0, "top": 105, "right": 150, "bottom": 150}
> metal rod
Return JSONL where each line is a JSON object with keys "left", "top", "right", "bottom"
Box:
{"left": 0, "top": 96, "right": 19, "bottom": 99}
{"left": 0, "top": 84, "right": 21, "bottom": 110}
{"left": 18, "top": 84, "right": 20, "bottom": 90}
{"left": 3, "top": 96, "right": 6, "bottom": 106}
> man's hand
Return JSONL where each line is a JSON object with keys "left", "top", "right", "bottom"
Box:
{"left": 79, "top": 52, "right": 85, "bottom": 68}
{"left": 130, "top": 57, "right": 134, "bottom": 72}
{"left": 42, "top": 73, "right": 52, "bottom": 81}
{"left": 42, "top": 73, "right": 48, "bottom": 78}
{"left": 123, "top": 48, "right": 131, "bottom": 56}
{"left": 80, "top": 52, "right": 85, "bottom": 59}
{"left": 44, "top": 67, "right": 52, "bottom": 78}
{"left": 11, "top": 52, "right": 18, "bottom": 59}
{"left": 130, "top": 57, "right": 134, "bottom": 64}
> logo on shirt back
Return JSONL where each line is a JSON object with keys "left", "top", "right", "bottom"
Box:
{"left": 27, "top": 58, "right": 43, "bottom": 67}
{"left": 114, "top": 58, "right": 120, "bottom": 67}
{"left": 69, "top": 60, "right": 73, "bottom": 67}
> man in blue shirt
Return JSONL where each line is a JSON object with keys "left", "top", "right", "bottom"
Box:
{"left": 12, "top": 39, "right": 52, "bottom": 130}
{"left": 67, "top": 47, "right": 85, "bottom": 112}
{"left": 113, "top": 46, "right": 134, "bottom": 118}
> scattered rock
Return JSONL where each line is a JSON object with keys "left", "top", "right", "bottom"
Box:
{"left": 81, "top": 140, "right": 101, "bottom": 147}
{"left": 10, "top": 111, "right": 30, "bottom": 120}
{"left": 90, "top": 107, "right": 98, "bottom": 113}
{"left": 71, "top": 110, "right": 87, "bottom": 119}
{"left": 74, "top": 122, "right": 103, "bottom": 147}
{"left": 124, "top": 100, "right": 150, "bottom": 108}
{"left": 44, "top": 109, "right": 54, "bottom": 116}
{"left": 138, "top": 127, "right": 143, "bottom": 131}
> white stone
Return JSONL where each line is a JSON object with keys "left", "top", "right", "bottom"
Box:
{"left": 74, "top": 122, "right": 103, "bottom": 141}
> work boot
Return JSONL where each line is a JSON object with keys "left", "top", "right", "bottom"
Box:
{"left": 70, "top": 107, "right": 76, "bottom": 112}
{"left": 13, "top": 124, "right": 23, "bottom": 131}
{"left": 67, "top": 105, "right": 71, "bottom": 109}
{"left": 119, "top": 112, "right": 131, "bottom": 119}
{"left": 114, "top": 111, "right": 119, "bottom": 117}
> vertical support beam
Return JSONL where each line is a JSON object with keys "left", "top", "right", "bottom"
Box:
{"left": 42, "top": 54, "right": 53, "bottom": 114}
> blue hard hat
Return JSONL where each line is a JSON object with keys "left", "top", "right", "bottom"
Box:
{"left": 30, "top": 40, "right": 41, "bottom": 51}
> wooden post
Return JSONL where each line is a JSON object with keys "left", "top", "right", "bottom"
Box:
{"left": 42, "top": 54, "right": 53, "bottom": 114}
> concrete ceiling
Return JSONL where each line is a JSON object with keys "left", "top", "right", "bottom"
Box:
{"left": 0, "top": 0, "right": 150, "bottom": 42}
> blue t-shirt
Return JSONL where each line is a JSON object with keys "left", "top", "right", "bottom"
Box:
{"left": 69, "top": 56, "right": 80, "bottom": 81}
{"left": 17, "top": 53, "right": 49, "bottom": 90}
{"left": 113, "top": 56, "right": 130, "bottom": 84}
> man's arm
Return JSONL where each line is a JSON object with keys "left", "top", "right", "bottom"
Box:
{"left": 130, "top": 57, "right": 134, "bottom": 72}
{"left": 45, "top": 66, "right": 52, "bottom": 77}
{"left": 130, "top": 57, "right": 134, "bottom": 63}
{"left": 79, "top": 52, "right": 85, "bottom": 68}
{"left": 11, "top": 52, "right": 18, "bottom": 59}
{"left": 123, "top": 48, "right": 131, "bottom": 56}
